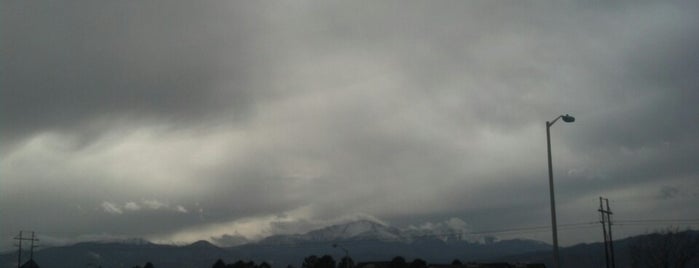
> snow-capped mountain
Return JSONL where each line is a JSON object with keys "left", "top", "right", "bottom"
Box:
{"left": 305, "top": 219, "right": 404, "bottom": 241}
{"left": 402, "top": 218, "right": 488, "bottom": 244}
{"left": 257, "top": 218, "right": 488, "bottom": 245}
{"left": 258, "top": 219, "right": 407, "bottom": 244}
{"left": 2, "top": 219, "right": 562, "bottom": 268}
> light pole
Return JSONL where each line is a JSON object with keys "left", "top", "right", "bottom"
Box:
{"left": 332, "top": 243, "right": 350, "bottom": 268}
{"left": 546, "top": 114, "right": 575, "bottom": 268}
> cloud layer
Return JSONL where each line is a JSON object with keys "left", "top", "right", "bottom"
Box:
{"left": 2, "top": 0, "right": 699, "bottom": 249}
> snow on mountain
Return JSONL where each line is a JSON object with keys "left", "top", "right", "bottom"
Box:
{"left": 402, "top": 218, "right": 487, "bottom": 243}
{"left": 256, "top": 218, "right": 491, "bottom": 245}
{"left": 304, "top": 219, "right": 404, "bottom": 241}
{"left": 258, "top": 219, "right": 407, "bottom": 245}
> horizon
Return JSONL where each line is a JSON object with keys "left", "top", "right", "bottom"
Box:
{"left": 5, "top": 225, "right": 696, "bottom": 268}
{"left": 5, "top": 215, "right": 697, "bottom": 252}
{"left": 2, "top": 0, "right": 699, "bottom": 254}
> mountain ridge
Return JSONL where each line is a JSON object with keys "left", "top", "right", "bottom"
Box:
{"left": 0, "top": 219, "right": 553, "bottom": 268}
{"left": 3, "top": 222, "right": 695, "bottom": 268}
{"left": 258, "top": 219, "right": 408, "bottom": 245}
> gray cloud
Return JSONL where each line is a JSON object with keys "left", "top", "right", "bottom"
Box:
{"left": 658, "top": 186, "right": 680, "bottom": 200}
{"left": 2, "top": 0, "right": 699, "bottom": 249}
{"left": 1, "top": 1, "right": 267, "bottom": 145}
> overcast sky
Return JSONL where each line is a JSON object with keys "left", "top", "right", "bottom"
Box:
{"left": 2, "top": 0, "right": 699, "bottom": 251}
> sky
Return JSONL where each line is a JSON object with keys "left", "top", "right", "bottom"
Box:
{"left": 2, "top": 0, "right": 699, "bottom": 251}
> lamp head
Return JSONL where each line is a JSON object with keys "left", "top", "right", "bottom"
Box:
{"left": 561, "top": 114, "right": 575, "bottom": 123}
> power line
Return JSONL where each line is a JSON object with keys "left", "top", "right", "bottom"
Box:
{"left": 615, "top": 218, "right": 699, "bottom": 223}
{"left": 614, "top": 222, "right": 699, "bottom": 227}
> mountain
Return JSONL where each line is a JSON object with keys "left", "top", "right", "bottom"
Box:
{"left": 259, "top": 220, "right": 406, "bottom": 245}
{"left": 249, "top": 219, "right": 549, "bottom": 264}
{"left": 0, "top": 220, "right": 550, "bottom": 268}
{"left": 3, "top": 224, "right": 695, "bottom": 268}
{"left": 497, "top": 230, "right": 699, "bottom": 268}
{"left": 307, "top": 220, "right": 404, "bottom": 242}
{"left": 259, "top": 219, "right": 492, "bottom": 245}
{"left": 1, "top": 240, "right": 229, "bottom": 268}
{"left": 404, "top": 220, "right": 497, "bottom": 244}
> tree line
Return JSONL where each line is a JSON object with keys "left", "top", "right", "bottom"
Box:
{"left": 210, "top": 255, "right": 429, "bottom": 268}
{"left": 129, "top": 228, "right": 697, "bottom": 268}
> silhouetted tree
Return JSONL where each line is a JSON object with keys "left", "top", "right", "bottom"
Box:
{"left": 338, "top": 256, "right": 354, "bottom": 268}
{"left": 230, "top": 260, "right": 247, "bottom": 268}
{"left": 144, "top": 262, "right": 154, "bottom": 268}
{"left": 409, "top": 259, "right": 426, "bottom": 268}
{"left": 390, "top": 256, "right": 407, "bottom": 268}
{"left": 213, "top": 259, "right": 227, "bottom": 268}
{"left": 302, "top": 255, "right": 319, "bottom": 268}
{"left": 451, "top": 259, "right": 462, "bottom": 266}
{"left": 629, "top": 228, "right": 699, "bottom": 268}
{"left": 246, "top": 261, "right": 257, "bottom": 268}
{"left": 259, "top": 261, "right": 271, "bottom": 268}
{"left": 317, "top": 255, "right": 336, "bottom": 268}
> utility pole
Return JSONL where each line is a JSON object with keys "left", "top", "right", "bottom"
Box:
{"left": 598, "top": 198, "right": 615, "bottom": 268}
{"left": 14, "top": 231, "right": 22, "bottom": 268}
{"left": 14, "top": 231, "right": 39, "bottom": 268}
{"left": 599, "top": 198, "right": 609, "bottom": 268}
{"left": 605, "top": 199, "right": 616, "bottom": 268}
{"left": 29, "top": 231, "right": 39, "bottom": 260}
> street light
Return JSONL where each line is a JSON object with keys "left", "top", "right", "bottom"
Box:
{"left": 546, "top": 114, "right": 574, "bottom": 268}
{"left": 332, "top": 243, "right": 350, "bottom": 268}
